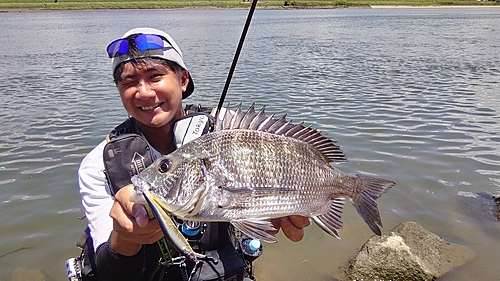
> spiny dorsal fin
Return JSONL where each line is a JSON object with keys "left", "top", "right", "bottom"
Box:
{"left": 240, "top": 104, "right": 257, "bottom": 129}
{"left": 248, "top": 106, "right": 267, "bottom": 130}
{"left": 230, "top": 104, "right": 244, "bottom": 129}
{"left": 214, "top": 103, "right": 347, "bottom": 163}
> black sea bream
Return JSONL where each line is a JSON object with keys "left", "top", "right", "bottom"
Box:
{"left": 131, "top": 104, "right": 395, "bottom": 243}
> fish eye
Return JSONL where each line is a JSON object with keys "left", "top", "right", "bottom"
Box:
{"left": 158, "top": 159, "right": 172, "bottom": 173}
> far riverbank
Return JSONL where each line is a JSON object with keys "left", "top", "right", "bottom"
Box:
{"left": 1, "top": 0, "right": 499, "bottom": 11}
{"left": 370, "top": 4, "right": 500, "bottom": 8}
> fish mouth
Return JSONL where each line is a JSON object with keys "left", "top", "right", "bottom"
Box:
{"left": 140, "top": 102, "right": 163, "bottom": 111}
{"left": 130, "top": 175, "right": 154, "bottom": 205}
{"left": 131, "top": 175, "right": 153, "bottom": 193}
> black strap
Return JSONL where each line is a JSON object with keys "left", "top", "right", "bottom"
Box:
{"left": 81, "top": 228, "right": 98, "bottom": 281}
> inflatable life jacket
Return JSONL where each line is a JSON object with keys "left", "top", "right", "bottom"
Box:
{"left": 79, "top": 105, "right": 252, "bottom": 281}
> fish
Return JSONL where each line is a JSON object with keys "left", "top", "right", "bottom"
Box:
{"left": 131, "top": 104, "right": 395, "bottom": 243}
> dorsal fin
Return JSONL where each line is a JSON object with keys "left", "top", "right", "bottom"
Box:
{"left": 214, "top": 104, "right": 347, "bottom": 163}
{"left": 230, "top": 104, "right": 244, "bottom": 129}
{"left": 249, "top": 106, "right": 267, "bottom": 130}
{"left": 240, "top": 104, "right": 257, "bottom": 129}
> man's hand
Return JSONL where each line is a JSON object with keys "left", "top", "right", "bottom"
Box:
{"left": 270, "top": 215, "right": 310, "bottom": 242}
{"left": 109, "top": 184, "right": 163, "bottom": 256}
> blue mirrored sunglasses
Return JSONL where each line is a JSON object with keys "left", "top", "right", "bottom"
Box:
{"left": 106, "top": 34, "right": 175, "bottom": 58}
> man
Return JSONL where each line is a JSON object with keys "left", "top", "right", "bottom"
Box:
{"left": 79, "top": 27, "right": 309, "bottom": 281}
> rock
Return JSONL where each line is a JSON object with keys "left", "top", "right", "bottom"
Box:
{"left": 344, "top": 221, "right": 475, "bottom": 281}
{"left": 457, "top": 191, "right": 500, "bottom": 221}
{"left": 494, "top": 194, "right": 500, "bottom": 221}
{"left": 473, "top": 192, "right": 500, "bottom": 221}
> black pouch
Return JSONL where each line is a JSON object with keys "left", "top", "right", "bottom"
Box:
{"left": 102, "top": 134, "right": 154, "bottom": 195}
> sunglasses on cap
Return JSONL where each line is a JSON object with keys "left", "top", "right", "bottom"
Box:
{"left": 106, "top": 33, "right": 179, "bottom": 58}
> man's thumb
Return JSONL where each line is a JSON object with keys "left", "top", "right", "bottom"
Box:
{"left": 132, "top": 204, "right": 148, "bottom": 228}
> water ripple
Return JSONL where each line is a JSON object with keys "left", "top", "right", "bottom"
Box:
{"left": 0, "top": 8, "right": 499, "bottom": 281}
{"left": 3, "top": 194, "right": 50, "bottom": 204}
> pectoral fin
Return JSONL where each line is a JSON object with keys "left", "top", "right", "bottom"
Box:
{"left": 231, "top": 218, "right": 278, "bottom": 243}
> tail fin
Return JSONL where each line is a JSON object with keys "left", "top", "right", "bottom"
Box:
{"left": 351, "top": 174, "right": 395, "bottom": 235}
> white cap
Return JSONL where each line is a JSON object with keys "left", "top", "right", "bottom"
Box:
{"left": 110, "top": 27, "right": 194, "bottom": 99}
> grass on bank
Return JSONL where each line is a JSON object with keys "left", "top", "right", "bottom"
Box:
{"left": 0, "top": 0, "right": 498, "bottom": 10}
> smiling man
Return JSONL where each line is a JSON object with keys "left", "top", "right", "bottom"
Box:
{"left": 78, "top": 27, "right": 309, "bottom": 281}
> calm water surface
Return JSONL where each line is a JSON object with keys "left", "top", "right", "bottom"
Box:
{"left": 0, "top": 7, "right": 499, "bottom": 281}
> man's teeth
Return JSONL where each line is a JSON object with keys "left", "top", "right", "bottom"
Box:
{"left": 141, "top": 104, "right": 161, "bottom": 111}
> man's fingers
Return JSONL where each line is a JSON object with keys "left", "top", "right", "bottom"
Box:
{"left": 289, "top": 215, "right": 310, "bottom": 228}
{"left": 110, "top": 201, "right": 134, "bottom": 231}
{"left": 268, "top": 216, "right": 309, "bottom": 241}
{"left": 145, "top": 219, "right": 164, "bottom": 242}
{"left": 269, "top": 218, "right": 281, "bottom": 235}
{"left": 279, "top": 217, "right": 304, "bottom": 242}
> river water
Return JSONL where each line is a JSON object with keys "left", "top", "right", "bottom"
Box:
{"left": 0, "top": 7, "right": 499, "bottom": 281}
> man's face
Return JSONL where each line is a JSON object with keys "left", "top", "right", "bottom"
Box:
{"left": 116, "top": 61, "right": 188, "bottom": 129}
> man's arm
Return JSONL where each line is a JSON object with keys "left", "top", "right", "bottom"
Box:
{"left": 79, "top": 142, "right": 160, "bottom": 280}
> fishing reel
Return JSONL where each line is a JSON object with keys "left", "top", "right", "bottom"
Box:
{"left": 178, "top": 219, "right": 208, "bottom": 242}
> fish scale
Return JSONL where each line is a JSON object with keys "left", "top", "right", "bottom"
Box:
{"left": 132, "top": 104, "right": 395, "bottom": 243}
{"left": 211, "top": 130, "right": 331, "bottom": 189}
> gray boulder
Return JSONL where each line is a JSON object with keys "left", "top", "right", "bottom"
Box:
{"left": 457, "top": 191, "right": 500, "bottom": 221}
{"left": 344, "top": 221, "right": 475, "bottom": 281}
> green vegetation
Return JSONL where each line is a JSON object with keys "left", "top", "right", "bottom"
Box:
{"left": 0, "top": 0, "right": 498, "bottom": 10}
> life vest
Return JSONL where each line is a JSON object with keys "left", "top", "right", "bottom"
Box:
{"left": 102, "top": 104, "right": 215, "bottom": 195}
{"left": 81, "top": 104, "right": 249, "bottom": 281}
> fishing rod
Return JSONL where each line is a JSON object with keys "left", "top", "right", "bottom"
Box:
{"left": 143, "top": 3, "right": 259, "bottom": 271}
{"left": 213, "top": 0, "right": 259, "bottom": 127}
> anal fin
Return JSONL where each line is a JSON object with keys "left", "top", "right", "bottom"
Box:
{"left": 312, "top": 197, "right": 345, "bottom": 239}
